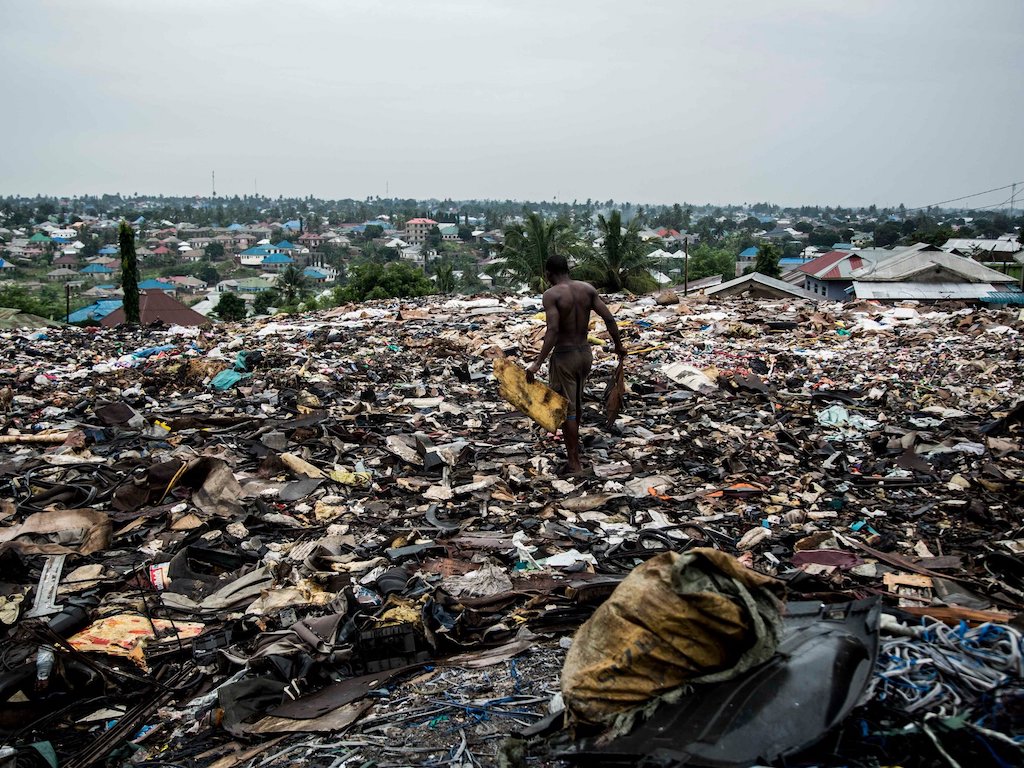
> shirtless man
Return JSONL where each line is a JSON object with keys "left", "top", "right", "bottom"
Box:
{"left": 526, "top": 253, "right": 626, "bottom": 473}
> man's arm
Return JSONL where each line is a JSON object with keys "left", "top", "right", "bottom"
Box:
{"left": 592, "top": 293, "right": 626, "bottom": 358}
{"left": 526, "top": 291, "right": 560, "bottom": 379}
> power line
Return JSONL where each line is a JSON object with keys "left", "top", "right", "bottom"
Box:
{"left": 971, "top": 195, "right": 1016, "bottom": 211}
{"left": 905, "top": 181, "right": 1024, "bottom": 212}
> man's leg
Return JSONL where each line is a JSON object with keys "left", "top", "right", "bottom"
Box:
{"left": 563, "top": 414, "right": 581, "bottom": 472}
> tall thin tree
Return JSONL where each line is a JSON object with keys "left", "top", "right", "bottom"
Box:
{"left": 119, "top": 221, "right": 140, "bottom": 325}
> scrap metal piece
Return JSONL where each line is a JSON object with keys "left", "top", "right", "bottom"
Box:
{"left": 24, "top": 554, "right": 67, "bottom": 619}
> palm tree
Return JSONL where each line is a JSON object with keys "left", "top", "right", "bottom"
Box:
{"left": 576, "top": 210, "right": 657, "bottom": 294}
{"left": 435, "top": 262, "right": 456, "bottom": 294}
{"left": 498, "top": 212, "right": 581, "bottom": 292}
{"left": 278, "top": 264, "right": 308, "bottom": 305}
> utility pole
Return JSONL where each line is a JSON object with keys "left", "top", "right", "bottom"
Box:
{"left": 211, "top": 170, "right": 216, "bottom": 197}
{"left": 65, "top": 283, "right": 70, "bottom": 323}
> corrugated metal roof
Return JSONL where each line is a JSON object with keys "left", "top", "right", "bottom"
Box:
{"left": 851, "top": 248, "right": 1016, "bottom": 283}
{"left": 796, "top": 250, "right": 847, "bottom": 277}
{"left": 0, "top": 308, "right": 64, "bottom": 329}
{"left": 943, "top": 238, "right": 1021, "bottom": 254}
{"left": 982, "top": 291, "right": 1024, "bottom": 305}
{"left": 707, "top": 272, "right": 820, "bottom": 301}
{"left": 852, "top": 281, "right": 1001, "bottom": 300}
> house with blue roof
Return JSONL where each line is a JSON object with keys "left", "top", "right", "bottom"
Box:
{"left": 273, "top": 240, "right": 297, "bottom": 251}
{"left": 282, "top": 220, "right": 302, "bottom": 231}
{"left": 832, "top": 243, "right": 854, "bottom": 251}
{"left": 80, "top": 263, "right": 115, "bottom": 275}
{"left": 360, "top": 220, "right": 396, "bottom": 232}
{"left": 303, "top": 266, "right": 329, "bottom": 282}
{"left": 238, "top": 244, "right": 278, "bottom": 267}
{"left": 98, "top": 245, "right": 119, "bottom": 255}
{"left": 67, "top": 299, "right": 123, "bottom": 324}
{"left": 137, "top": 279, "right": 176, "bottom": 293}
{"left": 261, "top": 253, "right": 295, "bottom": 271}
{"left": 734, "top": 246, "right": 761, "bottom": 277}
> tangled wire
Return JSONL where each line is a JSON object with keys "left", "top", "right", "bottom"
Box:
{"left": 871, "top": 618, "right": 1024, "bottom": 726}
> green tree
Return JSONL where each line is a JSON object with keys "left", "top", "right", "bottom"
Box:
{"left": 0, "top": 284, "right": 80, "bottom": 320}
{"left": 362, "top": 224, "right": 384, "bottom": 241}
{"left": 195, "top": 263, "right": 220, "bottom": 285}
{"left": 808, "top": 228, "right": 841, "bottom": 248}
{"left": 335, "top": 261, "right": 433, "bottom": 302}
{"left": 460, "top": 268, "right": 484, "bottom": 293}
{"left": 754, "top": 241, "right": 782, "bottom": 278}
{"left": 425, "top": 225, "right": 442, "bottom": 250}
{"left": 499, "top": 212, "right": 579, "bottom": 292}
{"left": 576, "top": 210, "right": 657, "bottom": 293}
{"left": 685, "top": 244, "right": 736, "bottom": 281}
{"left": 663, "top": 203, "right": 686, "bottom": 231}
{"left": 910, "top": 224, "right": 953, "bottom": 247}
{"left": 873, "top": 221, "right": 901, "bottom": 248}
{"left": 360, "top": 241, "right": 399, "bottom": 264}
{"left": 213, "top": 292, "right": 247, "bottom": 321}
{"left": 81, "top": 236, "right": 99, "bottom": 259}
{"left": 205, "top": 241, "right": 226, "bottom": 260}
{"left": 277, "top": 264, "right": 309, "bottom": 304}
{"left": 118, "top": 221, "right": 140, "bottom": 325}
{"left": 435, "top": 262, "right": 456, "bottom": 294}
{"left": 253, "top": 289, "right": 280, "bottom": 315}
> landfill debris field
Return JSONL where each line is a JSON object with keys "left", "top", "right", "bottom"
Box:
{"left": 0, "top": 293, "right": 1022, "bottom": 768}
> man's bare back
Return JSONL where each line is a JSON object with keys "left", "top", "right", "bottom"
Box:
{"left": 544, "top": 280, "right": 601, "bottom": 347}
{"left": 532, "top": 279, "right": 624, "bottom": 358}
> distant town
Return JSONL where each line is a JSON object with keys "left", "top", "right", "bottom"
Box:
{"left": 1, "top": 193, "right": 1022, "bottom": 326}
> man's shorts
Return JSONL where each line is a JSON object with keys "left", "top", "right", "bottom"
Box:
{"left": 549, "top": 344, "right": 593, "bottom": 420}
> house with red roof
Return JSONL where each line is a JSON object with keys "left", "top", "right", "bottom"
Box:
{"left": 53, "top": 253, "right": 79, "bottom": 267}
{"left": 792, "top": 250, "right": 876, "bottom": 300}
{"left": 298, "top": 231, "right": 324, "bottom": 249}
{"left": 405, "top": 218, "right": 437, "bottom": 245}
{"left": 100, "top": 290, "right": 210, "bottom": 328}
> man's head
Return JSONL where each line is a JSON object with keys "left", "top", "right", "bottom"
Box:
{"left": 544, "top": 253, "right": 569, "bottom": 285}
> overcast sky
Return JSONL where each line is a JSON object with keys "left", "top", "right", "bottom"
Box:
{"left": 1, "top": 0, "right": 1022, "bottom": 208}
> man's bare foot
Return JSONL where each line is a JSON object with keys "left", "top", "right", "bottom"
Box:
{"left": 556, "top": 461, "right": 589, "bottom": 478}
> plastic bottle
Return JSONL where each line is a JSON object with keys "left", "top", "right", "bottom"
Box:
{"left": 35, "top": 646, "right": 55, "bottom": 688}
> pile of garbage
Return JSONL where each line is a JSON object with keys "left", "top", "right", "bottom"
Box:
{"left": 0, "top": 294, "right": 1021, "bottom": 768}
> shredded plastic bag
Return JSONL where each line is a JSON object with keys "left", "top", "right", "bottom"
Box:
{"left": 605, "top": 359, "right": 626, "bottom": 428}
